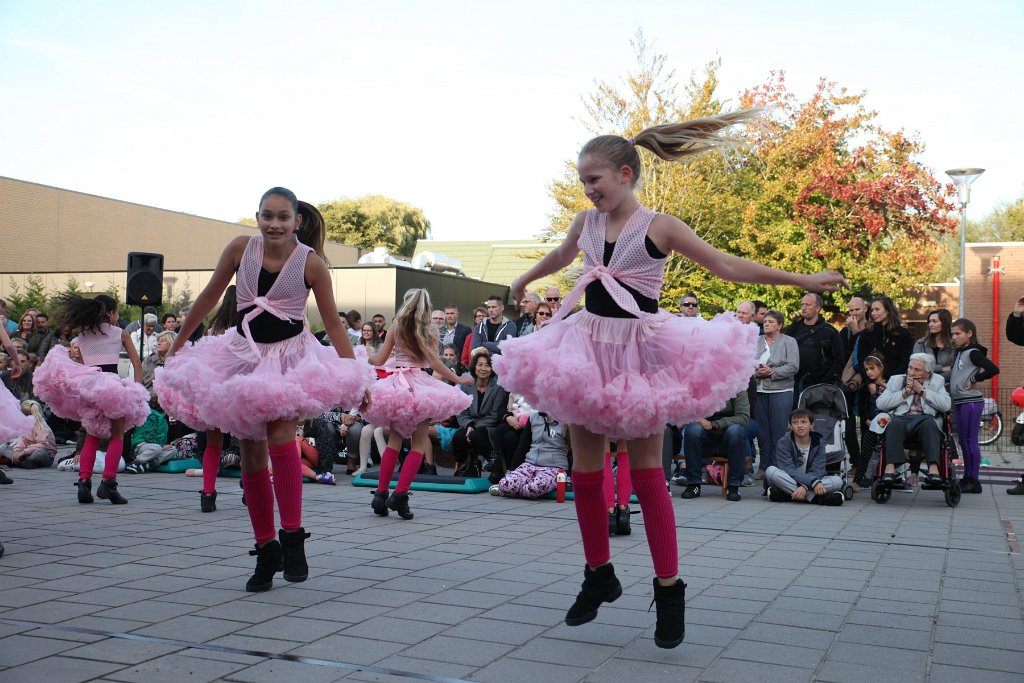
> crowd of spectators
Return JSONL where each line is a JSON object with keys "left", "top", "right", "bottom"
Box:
{"left": 0, "top": 286, "right": 1002, "bottom": 505}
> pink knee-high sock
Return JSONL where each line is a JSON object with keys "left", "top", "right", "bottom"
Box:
{"left": 631, "top": 466, "right": 678, "bottom": 578}
{"left": 242, "top": 468, "right": 276, "bottom": 544}
{"left": 615, "top": 452, "right": 632, "bottom": 507}
{"left": 396, "top": 450, "right": 423, "bottom": 494}
{"left": 572, "top": 468, "right": 610, "bottom": 568}
{"left": 376, "top": 447, "right": 399, "bottom": 492}
{"left": 79, "top": 434, "right": 100, "bottom": 480}
{"left": 602, "top": 452, "right": 615, "bottom": 509}
{"left": 102, "top": 438, "right": 123, "bottom": 480}
{"left": 201, "top": 443, "right": 222, "bottom": 494}
{"left": 268, "top": 441, "right": 302, "bottom": 531}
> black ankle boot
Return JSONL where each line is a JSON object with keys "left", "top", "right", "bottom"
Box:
{"left": 387, "top": 492, "right": 414, "bottom": 520}
{"left": 76, "top": 478, "right": 93, "bottom": 504}
{"left": 565, "top": 563, "right": 622, "bottom": 626}
{"left": 279, "top": 528, "right": 311, "bottom": 582}
{"left": 96, "top": 478, "right": 127, "bottom": 504}
{"left": 200, "top": 491, "right": 217, "bottom": 513}
{"left": 246, "top": 540, "right": 283, "bottom": 592}
{"left": 650, "top": 578, "right": 686, "bottom": 648}
{"left": 371, "top": 490, "right": 389, "bottom": 516}
{"left": 616, "top": 507, "right": 632, "bottom": 535}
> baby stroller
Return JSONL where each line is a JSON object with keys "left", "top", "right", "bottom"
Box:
{"left": 797, "top": 383, "right": 854, "bottom": 500}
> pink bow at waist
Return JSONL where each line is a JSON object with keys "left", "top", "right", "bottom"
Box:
{"left": 551, "top": 264, "right": 655, "bottom": 323}
{"left": 239, "top": 296, "right": 304, "bottom": 358}
{"left": 382, "top": 366, "right": 423, "bottom": 390}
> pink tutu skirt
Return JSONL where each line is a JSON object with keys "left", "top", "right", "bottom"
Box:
{"left": 492, "top": 310, "right": 758, "bottom": 440}
{"left": 32, "top": 345, "right": 150, "bottom": 438}
{"left": 155, "top": 329, "right": 374, "bottom": 441}
{"left": 0, "top": 388, "right": 34, "bottom": 442}
{"left": 362, "top": 367, "right": 472, "bottom": 437}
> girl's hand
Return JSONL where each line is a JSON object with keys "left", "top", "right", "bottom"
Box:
{"left": 457, "top": 375, "right": 473, "bottom": 385}
{"left": 358, "top": 389, "right": 371, "bottom": 414}
{"left": 510, "top": 279, "right": 526, "bottom": 310}
{"left": 10, "top": 363, "right": 21, "bottom": 380}
{"left": 803, "top": 270, "right": 850, "bottom": 293}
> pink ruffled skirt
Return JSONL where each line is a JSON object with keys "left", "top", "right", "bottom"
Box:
{"left": 32, "top": 345, "right": 150, "bottom": 438}
{"left": 492, "top": 310, "right": 758, "bottom": 440}
{"left": 155, "top": 329, "right": 374, "bottom": 441}
{"left": 362, "top": 368, "right": 472, "bottom": 437}
{"left": 0, "top": 388, "right": 34, "bottom": 442}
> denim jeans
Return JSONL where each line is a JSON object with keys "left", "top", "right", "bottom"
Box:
{"left": 682, "top": 423, "right": 750, "bottom": 487}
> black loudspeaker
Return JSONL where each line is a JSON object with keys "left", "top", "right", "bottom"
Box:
{"left": 126, "top": 252, "right": 164, "bottom": 306}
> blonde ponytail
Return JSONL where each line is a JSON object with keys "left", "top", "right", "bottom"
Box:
{"left": 393, "top": 288, "right": 439, "bottom": 365}
{"left": 581, "top": 109, "right": 763, "bottom": 187}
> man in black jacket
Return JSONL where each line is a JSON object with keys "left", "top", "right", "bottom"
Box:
{"left": 441, "top": 304, "right": 472, "bottom": 356}
{"left": 785, "top": 293, "right": 843, "bottom": 401}
{"left": 472, "top": 295, "right": 518, "bottom": 356}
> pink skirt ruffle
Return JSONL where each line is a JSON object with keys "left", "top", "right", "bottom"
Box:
{"left": 155, "top": 329, "right": 375, "bottom": 441}
{"left": 362, "top": 368, "right": 472, "bottom": 437}
{"left": 0, "top": 389, "right": 34, "bottom": 442}
{"left": 492, "top": 310, "right": 758, "bottom": 439}
{"left": 32, "top": 345, "right": 150, "bottom": 438}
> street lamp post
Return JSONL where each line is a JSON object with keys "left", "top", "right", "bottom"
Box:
{"left": 946, "top": 167, "right": 985, "bottom": 319}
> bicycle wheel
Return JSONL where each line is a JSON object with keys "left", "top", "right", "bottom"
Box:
{"left": 978, "top": 412, "right": 1002, "bottom": 445}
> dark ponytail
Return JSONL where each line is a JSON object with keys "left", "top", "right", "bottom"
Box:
{"left": 297, "top": 200, "right": 328, "bottom": 265}
{"left": 55, "top": 293, "right": 117, "bottom": 335}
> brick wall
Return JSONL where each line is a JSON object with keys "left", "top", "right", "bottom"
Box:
{"left": 965, "top": 242, "right": 1024, "bottom": 404}
{"left": 0, "top": 176, "right": 359, "bottom": 273}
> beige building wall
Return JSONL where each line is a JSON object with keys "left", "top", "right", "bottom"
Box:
{"left": 0, "top": 176, "right": 360, "bottom": 272}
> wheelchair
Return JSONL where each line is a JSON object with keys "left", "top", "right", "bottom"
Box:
{"left": 870, "top": 412, "right": 961, "bottom": 507}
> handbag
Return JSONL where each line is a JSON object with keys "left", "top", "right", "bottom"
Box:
{"left": 841, "top": 355, "right": 862, "bottom": 392}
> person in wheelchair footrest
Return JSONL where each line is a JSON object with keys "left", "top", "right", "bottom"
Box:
{"left": 875, "top": 353, "right": 951, "bottom": 485}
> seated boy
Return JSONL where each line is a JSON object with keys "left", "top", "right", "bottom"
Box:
{"left": 765, "top": 408, "right": 844, "bottom": 506}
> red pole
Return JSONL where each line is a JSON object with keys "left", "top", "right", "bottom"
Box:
{"left": 992, "top": 255, "right": 1000, "bottom": 396}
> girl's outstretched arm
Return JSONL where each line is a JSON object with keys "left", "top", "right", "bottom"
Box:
{"left": 650, "top": 214, "right": 849, "bottom": 293}
{"left": 0, "top": 326, "right": 21, "bottom": 379}
{"left": 367, "top": 330, "right": 395, "bottom": 367}
{"left": 121, "top": 329, "right": 144, "bottom": 383}
{"left": 306, "top": 253, "right": 355, "bottom": 360}
{"left": 510, "top": 212, "right": 586, "bottom": 304}
{"left": 170, "top": 236, "right": 248, "bottom": 355}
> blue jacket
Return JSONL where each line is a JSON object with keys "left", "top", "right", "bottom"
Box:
{"left": 773, "top": 431, "right": 826, "bottom": 488}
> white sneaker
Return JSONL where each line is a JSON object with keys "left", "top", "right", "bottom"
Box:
{"left": 488, "top": 484, "right": 502, "bottom": 496}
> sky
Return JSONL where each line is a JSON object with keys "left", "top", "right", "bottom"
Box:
{"left": 2, "top": 0, "right": 1022, "bottom": 242}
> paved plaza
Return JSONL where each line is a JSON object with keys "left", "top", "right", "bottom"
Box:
{"left": 0, "top": 451, "right": 1022, "bottom": 683}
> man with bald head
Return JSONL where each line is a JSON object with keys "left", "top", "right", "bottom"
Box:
{"left": 841, "top": 296, "right": 869, "bottom": 483}
{"left": 736, "top": 301, "right": 755, "bottom": 325}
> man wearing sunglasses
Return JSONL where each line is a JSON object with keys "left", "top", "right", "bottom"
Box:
{"left": 679, "top": 293, "right": 700, "bottom": 318}
{"left": 544, "top": 287, "right": 562, "bottom": 314}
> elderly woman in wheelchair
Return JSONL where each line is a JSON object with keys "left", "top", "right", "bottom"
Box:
{"left": 874, "top": 353, "right": 952, "bottom": 487}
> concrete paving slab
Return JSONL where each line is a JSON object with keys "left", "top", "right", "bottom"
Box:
{"left": 0, "top": 463, "right": 1021, "bottom": 683}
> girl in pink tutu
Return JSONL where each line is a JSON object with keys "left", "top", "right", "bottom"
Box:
{"left": 33, "top": 294, "right": 148, "bottom": 505}
{"left": 363, "top": 288, "right": 472, "bottom": 520}
{"left": 0, "top": 325, "right": 34, "bottom": 445}
{"left": 156, "top": 188, "right": 373, "bottom": 592}
{"left": 493, "top": 111, "right": 847, "bottom": 648}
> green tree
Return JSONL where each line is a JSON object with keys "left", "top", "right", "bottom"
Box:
{"left": 543, "top": 36, "right": 958, "bottom": 319}
{"left": 318, "top": 195, "right": 431, "bottom": 257}
{"left": 6, "top": 275, "right": 50, "bottom": 319}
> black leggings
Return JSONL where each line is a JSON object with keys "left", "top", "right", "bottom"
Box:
{"left": 451, "top": 426, "right": 494, "bottom": 464}
{"left": 490, "top": 422, "right": 526, "bottom": 469}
